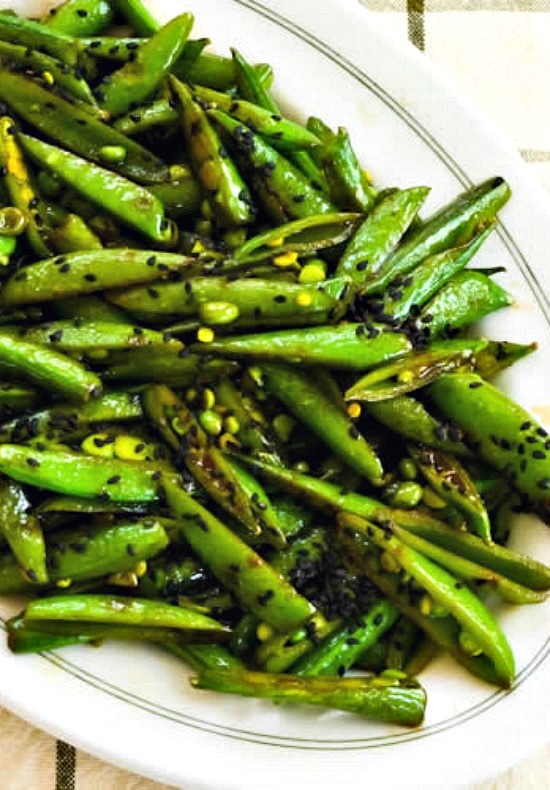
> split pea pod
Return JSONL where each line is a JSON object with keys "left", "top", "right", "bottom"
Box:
{"left": 0, "top": 445, "right": 163, "bottom": 502}
{"left": 0, "top": 249, "right": 208, "bottom": 305}
{"left": 408, "top": 445, "right": 491, "bottom": 541}
{"left": 260, "top": 363, "right": 384, "bottom": 485}
{"left": 100, "top": 14, "right": 194, "bottom": 117}
{"left": 0, "top": 480, "right": 47, "bottom": 584}
{"left": 107, "top": 276, "right": 351, "bottom": 327}
{"left": 0, "top": 331, "right": 101, "bottom": 403}
{"left": 362, "top": 176, "right": 511, "bottom": 295}
{"left": 192, "top": 668, "right": 426, "bottom": 726}
{"left": 293, "top": 599, "right": 399, "bottom": 676}
{"left": 0, "top": 41, "right": 95, "bottom": 104}
{"left": 192, "top": 323, "right": 412, "bottom": 370}
{"left": 142, "top": 384, "right": 264, "bottom": 538}
{"left": 0, "top": 518, "right": 169, "bottom": 594}
{"left": 335, "top": 187, "right": 429, "bottom": 287}
{"left": 169, "top": 77, "right": 255, "bottom": 229}
{"left": 378, "top": 225, "right": 495, "bottom": 322}
{"left": 23, "top": 594, "right": 229, "bottom": 638}
{"left": 0, "top": 117, "right": 53, "bottom": 257}
{"left": 337, "top": 513, "right": 515, "bottom": 686}
{"left": 414, "top": 270, "right": 513, "bottom": 338}
{"left": 209, "top": 110, "right": 336, "bottom": 223}
{"left": 163, "top": 476, "right": 317, "bottom": 633}
{"left": 44, "top": 0, "right": 115, "bottom": 36}
{"left": 0, "top": 71, "right": 168, "bottom": 184}
{"left": 18, "top": 134, "right": 176, "bottom": 245}
{"left": 18, "top": 321, "right": 182, "bottom": 354}
{"left": 428, "top": 373, "right": 550, "bottom": 519}
{"left": 363, "top": 396, "right": 471, "bottom": 457}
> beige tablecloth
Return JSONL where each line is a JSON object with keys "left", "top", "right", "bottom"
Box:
{"left": 1, "top": 1, "right": 549, "bottom": 787}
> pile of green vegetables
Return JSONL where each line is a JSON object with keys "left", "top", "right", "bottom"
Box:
{"left": 0, "top": 0, "right": 548, "bottom": 729}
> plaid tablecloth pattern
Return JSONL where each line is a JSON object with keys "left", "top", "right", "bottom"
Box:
{"left": 1, "top": 1, "right": 549, "bottom": 787}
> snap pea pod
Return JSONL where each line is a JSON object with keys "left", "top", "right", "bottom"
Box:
{"left": 23, "top": 594, "right": 229, "bottom": 637}
{"left": 392, "top": 519, "right": 550, "bottom": 591}
{"left": 38, "top": 496, "right": 150, "bottom": 516}
{"left": 143, "top": 384, "right": 264, "bottom": 538}
{"left": 0, "top": 71, "right": 167, "bottom": 184}
{"left": 363, "top": 396, "right": 471, "bottom": 457}
{"left": 184, "top": 52, "right": 273, "bottom": 92}
{"left": 170, "top": 77, "right": 254, "bottom": 229}
{"left": 233, "top": 212, "right": 360, "bottom": 265}
{"left": 0, "top": 480, "right": 47, "bottom": 584}
{"left": 136, "top": 553, "right": 210, "bottom": 600}
{"left": 49, "top": 212, "right": 103, "bottom": 253}
{"left": 385, "top": 617, "right": 422, "bottom": 671}
{"left": 230, "top": 48, "right": 327, "bottom": 193}
{"left": 113, "top": 99, "right": 179, "bottom": 135}
{"left": 390, "top": 524, "right": 547, "bottom": 604}
{"left": 0, "top": 249, "right": 209, "bottom": 305}
{"left": 345, "top": 339, "right": 488, "bottom": 402}
{"left": 0, "top": 384, "right": 39, "bottom": 418}
{"left": 0, "top": 445, "right": 163, "bottom": 502}
{"left": 224, "top": 457, "right": 286, "bottom": 547}
{"left": 192, "top": 668, "right": 426, "bottom": 727}
{"left": 362, "top": 176, "right": 511, "bottom": 295}
{"left": 7, "top": 614, "right": 98, "bottom": 654}
{"left": 52, "top": 295, "right": 132, "bottom": 324}
{"left": 209, "top": 110, "right": 336, "bottom": 223}
{"left": 473, "top": 341, "right": 536, "bottom": 380}
{"left": 428, "top": 373, "right": 550, "bottom": 519}
{"left": 408, "top": 445, "right": 491, "bottom": 542}
{"left": 293, "top": 599, "right": 399, "bottom": 676}
{"left": 19, "top": 134, "right": 176, "bottom": 245}
{"left": 260, "top": 363, "right": 384, "bottom": 485}
{"left": 165, "top": 642, "right": 244, "bottom": 672}
{"left": 0, "top": 390, "right": 142, "bottom": 444}
{"left": 192, "top": 85, "right": 320, "bottom": 152}
{"left": 103, "top": 352, "right": 237, "bottom": 386}
{"left": 112, "top": 0, "right": 159, "bottom": 35}
{"left": 146, "top": 177, "right": 203, "bottom": 220}
{"left": 335, "top": 187, "right": 430, "bottom": 287}
{"left": 213, "top": 376, "right": 284, "bottom": 467}
{"left": 337, "top": 513, "right": 515, "bottom": 687}
{"left": 0, "top": 331, "right": 101, "bottom": 403}
{"left": 0, "top": 518, "right": 169, "bottom": 594}
{"left": 255, "top": 613, "right": 337, "bottom": 673}
{"left": 306, "top": 117, "right": 376, "bottom": 211}
{"left": 233, "top": 455, "right": 450, "bottom": 533}
{"left": 18, "top": 320, "right": 182, "bottom": 353}
{"left": 379, "top": 225, "right": 495, "bottom": 322}
{"left": 414, "top": 270, "right": 513, "bottom": 338}
{"left": 163, "top": 476, "right": 317, "bottom": 633}
{"left": 44, "top": 0, "right": 114, "bottom": 36}
{"left": 107, "top": 276, "right": 351, "bottom": 327}
{"left": 0, "top": 11, "right": 79, "bottom": 65}
{"left": 0, "top": 117, "right": 53, "bottom": 257}
{"left": 192, "top": 323, "right": 412, "bottom": 370}
{"left": 0, "top": 41, "right": 95, "bottom": 104}
{"left": 101, "top": 14, "right": 193, "bottom": 117}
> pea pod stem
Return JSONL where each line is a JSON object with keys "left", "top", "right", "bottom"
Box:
{"left": 192, "top": 668, "right": 426, "bottom": 726}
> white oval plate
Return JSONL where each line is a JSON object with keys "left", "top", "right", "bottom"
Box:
{"left": 1, "top": 1, "right": 550, "bottom": 788}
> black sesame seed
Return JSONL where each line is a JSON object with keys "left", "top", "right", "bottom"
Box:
{"left": 26, "top": 457, "right": 40, "bottom": 467}
{"left": 273, "top": 295, "right": 286, "bottom": 303}
{"left": 147, "top": 288, "right": 159, "bottom": 299}
{"left": 59, "top": 263, "right": 71, "bottom": 273}
{"left": 126, "top": 543, "right": 136, "bottom": 556}
{"left": 84, "top": 273, "right": 97, "bottom": 282}
{"left": 337, "top": 665, "right": 346, "bottom": 677}
{"left": 107, "top": 475, "right": 121, "bottom": 485}
{"left": 520, "top": 421, "right": 532, "bottom": 431}
{"left": 537, "top": 478, "right": 550, "bottom": 490}
{"left": 532, "top": 450, "right": 545, "bottom": 459}
{"left": 469, "top": 381, "right": 482, "bottom": 389}
{"left": 76, "top": 9, "right": 88, "bottom": 17}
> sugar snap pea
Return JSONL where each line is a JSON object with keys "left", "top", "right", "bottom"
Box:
{"left": 0, "top": 11, "right": 79, "bottom": 65}
{"left": 112, "top": 0, "right": 159, "bottom": 36}
{"left": 44, "top": 0, "right": 114, "bottom": 36}
{"left": 18, "top": 320, "right": 182, "bottom": 353}
{"left": 0, "top": 480, "right": 47, "bottom": 584}
{"left": 103, "top": 351, "right": 236, "bottom": 386}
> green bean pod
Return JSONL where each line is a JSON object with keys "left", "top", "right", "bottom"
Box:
{"left": 170, "top": 77, "right": 255, "bottom": 229}
{"left": 209, "top": 110, "right": 336, "bottom": 223}
{"left": 294, "top": 599, "right": 399, "bottom": 676}
{"left": 408, "top": 444, "right": 491, "bottom": 541}
{"left": 428, "top": 373, "right": 550, "bottom": 519}
{"left": 0, "top": 480, "right": 47, "bottom": 584}
{"left": 192, "top": 668, "right": 426, "bottom": 726}
{"left": 192, "top": 323, "right": 412, "bottom": 370}
{"left": 101, "top": 14, "right": 193, "bottom": 116}
{"left": 364, "top": 395, "right": 471, "bottom": 457}
{"left": 260, "top": 363, "right": 384, "bottom": 485}
{"left": 335, "top": 187, "right": 429, "bottom": 287}
{"left": 0, "top": 70, "right": 168, "bottom": 184}
{"left": 362, "top": 177, "right": 511, "bottom": 295}
{"left": 0, "top": 331, "right": 101, "bottom": 403}
{"left": 414, "top": 270, "right": 513, "bottom": 338}
{"left": 19, "top": 134, "right": 175, "bottom": 244}
{"left": 163, "top": 476, "right": 317, "bottom": 633}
